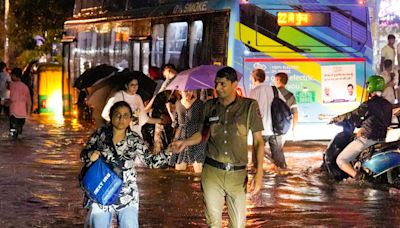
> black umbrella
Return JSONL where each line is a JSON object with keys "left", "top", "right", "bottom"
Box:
{"left": 73, "top": 64, "right": 118, "bottom": 90}
{"left": 134, "top": 71, "right": 157, "bottom": 102}
{"left": 118, "top": 70, "right": 157, "bottom": 101}
{"left": 90, "top": 69, "right": 156, "bottom": 102}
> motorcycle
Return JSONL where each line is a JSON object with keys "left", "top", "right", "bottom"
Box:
{"left": 322, "top": 119, "right": 400, "bottom": 187}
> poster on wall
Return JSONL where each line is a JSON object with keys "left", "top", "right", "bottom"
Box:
{"left": 242, "top": 58, "right": 363, "bottom": 124}
{"left": 321, "top": 64, "right": 356, "bottom": 103}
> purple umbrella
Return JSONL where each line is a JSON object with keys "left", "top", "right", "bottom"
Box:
{"left": 166, "top": 65, "right": 243, "bottom": 91}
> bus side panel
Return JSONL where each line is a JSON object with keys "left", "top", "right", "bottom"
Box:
{"left": 232, "top": 3, "right": 372, "bottom": 140}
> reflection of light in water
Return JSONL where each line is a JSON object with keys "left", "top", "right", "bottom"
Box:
{"left": 364, "top": 188, "right": 385, "bottom": 201}
{"left": 278, "top": 186, "right": 324, "bottom": 203}
{"left": 31, "top": 193, "right": 61, "bottom": 207}
{"left": 35, "top": 158, "right": 74, "bottom": 165}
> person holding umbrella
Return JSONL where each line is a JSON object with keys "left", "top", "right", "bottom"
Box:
{"left": 101, "top": 75, "right": 165, "bottom": 138}
{"left": 166, "top": 90, "right": 205, "bottom": 173}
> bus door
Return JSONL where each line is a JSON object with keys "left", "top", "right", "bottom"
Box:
{"left": 130, "top": 37, "right": 151, "bottom": 75}
{"left": 61, "top": 36, "right": 77, "bottom": 116}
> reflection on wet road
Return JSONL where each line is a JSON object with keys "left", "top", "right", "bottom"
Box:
{"left": 0, "top": 116, "right": 400, "bottom": 227}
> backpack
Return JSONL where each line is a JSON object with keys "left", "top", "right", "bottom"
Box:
{"left": 271, "top": 86, "right": 292, "bottom": 135}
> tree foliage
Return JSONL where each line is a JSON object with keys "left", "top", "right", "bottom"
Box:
{"left": 5, "top": 0, "right": 74, "bottom": 66}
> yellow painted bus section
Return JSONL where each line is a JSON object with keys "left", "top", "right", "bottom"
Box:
{"left": 236, "top": 22, "right": 364, "bottom": 101}
{"left": 237, "top": 22, "right": 321, "bottom": 82}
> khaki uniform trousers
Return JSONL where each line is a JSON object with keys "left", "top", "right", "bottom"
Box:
{"left": 201, "top": 164, "right": 248, "bottom": 228}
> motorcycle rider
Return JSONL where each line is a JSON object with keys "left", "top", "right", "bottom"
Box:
{"left": 330, "top": 75, "right": 392, "bottom": 180}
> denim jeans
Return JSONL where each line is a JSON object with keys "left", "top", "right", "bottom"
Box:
{"left": 263, "top": 135, "right": 286, "bottom": 168}
{"left": 86, "top": 203, "right": 139, "bottom": 228}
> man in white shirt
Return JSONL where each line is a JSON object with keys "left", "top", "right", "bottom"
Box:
{"left": 249, "top": 68, "right": 287, "bottom": 170}
{"left": 381, "top": 34, "right": 396, "bottom": 73}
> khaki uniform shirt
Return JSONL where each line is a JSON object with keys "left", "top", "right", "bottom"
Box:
{"left": 200, "top": 96, "right": 263, "bottom": 165}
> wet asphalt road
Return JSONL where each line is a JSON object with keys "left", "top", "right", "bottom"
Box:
{"left": 1, "top": 115, "right": 400, "bottom": 227}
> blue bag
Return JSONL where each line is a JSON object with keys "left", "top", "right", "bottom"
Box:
{"left": 81, "top": 158, "right": 123, "bottom": 206}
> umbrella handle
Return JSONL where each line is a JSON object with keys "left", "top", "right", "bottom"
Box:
{"left": 167, "top": 89, "right": 175, "bottom": 102}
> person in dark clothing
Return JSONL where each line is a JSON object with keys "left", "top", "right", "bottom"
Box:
{"left": 330, "top": 75, "right": 392, "bottom": 179}
{"left": 150, "top": 89, "right": 179, "bottom": 153}
{"left": 145, "top": 64, "right": 179, "bottom": 153}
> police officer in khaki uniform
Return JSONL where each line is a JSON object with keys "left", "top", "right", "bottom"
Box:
{"left": 171, "top": 67, "right": 265, "bottom": 227}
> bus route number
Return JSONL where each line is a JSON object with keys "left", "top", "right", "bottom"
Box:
{"left": 277, "top": 12, "right": 330, "bottom": 27}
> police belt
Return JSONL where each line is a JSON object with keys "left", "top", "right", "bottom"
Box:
{"left": 205, "top": 157, "right": 246, "bottom": 171}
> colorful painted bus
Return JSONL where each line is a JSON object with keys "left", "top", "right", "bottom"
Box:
{"left": 62, "top": 0, "right": 372, "bottom": 139}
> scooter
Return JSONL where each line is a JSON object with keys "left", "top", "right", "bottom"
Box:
{"left": 322, "top": 119, "right": 400, "bottom": 187}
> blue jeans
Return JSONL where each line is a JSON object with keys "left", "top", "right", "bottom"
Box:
{"left": 86, "top": 203, "right": 139, "bottom": 228}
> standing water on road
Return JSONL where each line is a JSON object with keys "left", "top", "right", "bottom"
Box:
{"left": 0, "top": 115, "right": 400, "bottom": 227}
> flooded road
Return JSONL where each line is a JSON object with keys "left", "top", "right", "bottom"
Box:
{"left": 0, "top": 115, "right": 400, "bottom": 227}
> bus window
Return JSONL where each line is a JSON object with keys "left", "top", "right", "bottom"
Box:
{"left": 151, "top": 24, "right": 164, "bottom": 68}
{"left": 189, "top": 20, "right": 203, "bottom": 68}
{"left": 77, "top": 31, "right": 96, "bottom": 73}
{"left": 142, "top": 42, "right": 150, "bottom": 75}
{"left": 112, "top": 27, "right": 130, "bottom": 69}
{"left": 133, "top": 42, "right": 140, "bottom": 71}
{"left": 96, "top": 31, "right": 111, "bottom": 66}
{"left": 166, "top": 22, "right": 188, "bottom": 69}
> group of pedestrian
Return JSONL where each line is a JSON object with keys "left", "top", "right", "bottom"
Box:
{"left": 80, "top": 64, "right": 299, "bottom": 227}
{"left": 0, "top": 61, "right": 31, "bottom": 139}
{"left": 249, "top": 69, "right": 298, "bottom": 171}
